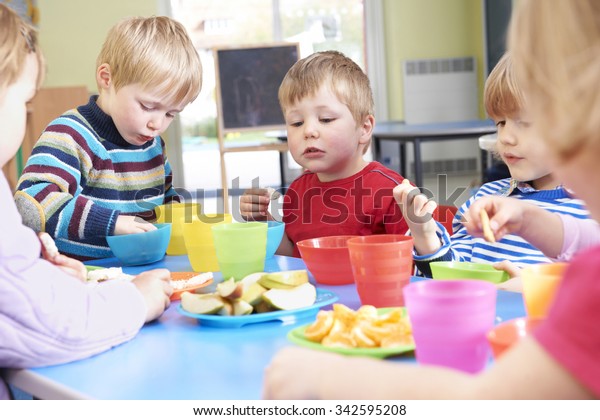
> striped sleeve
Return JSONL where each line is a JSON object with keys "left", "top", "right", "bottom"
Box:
{"left": 15, "top": 117, "right": 119, "bottom": 240}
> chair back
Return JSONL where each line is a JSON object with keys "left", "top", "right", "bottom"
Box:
{"left": 433, "top": 205, "right": 458, "bottom": 235}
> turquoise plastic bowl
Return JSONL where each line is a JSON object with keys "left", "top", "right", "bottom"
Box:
{"left": 430, "top": 261, "right": 510, "bottom": 283}
{"left": 265, "top": 221, "right": 285, "bottom": 259}
{"left": 106, "top": 223, "right": 171, "bottom": 266}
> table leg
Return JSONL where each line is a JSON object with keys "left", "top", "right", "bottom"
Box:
{"left": 278, "top": 151, "right": 286, "bottom": 191}
{"left": 400, "top": 143, "right": 408, "bottom": 177}
{"left": 372, "top": 136, "right": 381, "bottom": 162}
{"left": 413, "top": 138, "right": 423, "bottom": 190}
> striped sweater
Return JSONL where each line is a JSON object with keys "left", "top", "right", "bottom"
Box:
{"left": 414, "top": 178, "right": 589, "bottom": 277}
{"left": 15, "top": 96, "right": 180, "bottom": 261}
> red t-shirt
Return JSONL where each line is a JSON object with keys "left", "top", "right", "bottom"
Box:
{"left": 282, "top": 161, "right": 409, "bottom": 257}
{"left": 534, "top": 245, "right": 600, "bottom": 396}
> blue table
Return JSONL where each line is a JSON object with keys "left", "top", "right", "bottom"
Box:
{"left": 5, "top": 255, "right": 525, "bottom": 399}
{"left": 372, "top": 119, "right": 497, "bottom": 189}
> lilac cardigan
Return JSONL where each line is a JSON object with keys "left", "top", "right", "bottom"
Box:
{"left": 0, "top": 174, "right": 146, "bottom": 399}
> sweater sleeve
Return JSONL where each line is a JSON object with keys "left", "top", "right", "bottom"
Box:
{"left": 556, "top": 214, "right": 600, "bottom": 261}
{"left": 14, "top": 120, "right": 119, "bottom": 238}
{"left": 1, "top": 174, "right": 146, "bottom": 370}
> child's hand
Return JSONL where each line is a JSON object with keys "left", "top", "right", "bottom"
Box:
{"left": 38, "top": 232, "right": 87, "bottom": 282}
{"left": 239, "top": 188, "right": 274, "bottom": 221}
{"left": 493, "top": 259, "right": 521, "bottom": 279}
{"left": 393, "top": 179, "right": 439, "bottom": 255}
{"left": 131, "top": 269, "right": 173, "bottom": 323}
{"left": 115, "top": 215, "right": 158, "bottom": 235}
{"left": 465, "top": 196, "right": 528, "bottom": 242}
{"left": 264, "top": 347, "right": 339, "bottom": 399}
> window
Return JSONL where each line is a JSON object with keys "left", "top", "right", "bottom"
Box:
{"left": 170, "top": 0, "right": 366, "bottom": 191}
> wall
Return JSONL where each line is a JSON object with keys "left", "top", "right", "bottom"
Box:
{"left": 382, "top": 0, "right": 485, "bottom": 120}
{"left": 37, "top": 0, "right": 162, "bottom": 92}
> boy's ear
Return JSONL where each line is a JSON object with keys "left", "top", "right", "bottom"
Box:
{"left": 358, "top": 114, "right": 375, "bottom": 145}
{"left": 96, "top": 63, "right": 112, "bottom": 90}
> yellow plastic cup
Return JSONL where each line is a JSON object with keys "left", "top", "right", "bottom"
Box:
{"left": 521, "top": 262, "right": 568, "bottom": 318}
{"left": 211, "top": 222, "right": 267, "bottom": 281}
{"left": 155, "top": 202, "right": 201, "bottom": 255}
{"left": 183, "top": 213, "right": 233, "bottom": 272}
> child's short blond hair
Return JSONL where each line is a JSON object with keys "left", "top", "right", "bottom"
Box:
{"left": 483, "top": 52, "right": 525, "bottom": 122}
{"left": 509, "top": 0, "right": 600, "bottom": 162}
{"left": 0, "top": 4, "right": 44, "bottom": 92}
{"left": 278, "top": 50, "right": 374, "bottom": 133}
{"left": 97, "top": 16, "right": 202, "bottom": 105}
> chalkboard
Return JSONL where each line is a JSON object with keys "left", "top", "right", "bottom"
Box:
{"left": 214, "top": 43, "right": 299, "bottom": 132}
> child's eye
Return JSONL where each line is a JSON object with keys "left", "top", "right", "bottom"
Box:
{"left": 166, "top": 112, "right": 176, "bottom": 119}
{"left": 495, "top": 120, "right": 506, "bottom": 128}
{"left": 289, "top": 121, "right": 303, "bottom": 127}
{"left": 320, "top": 118, "right": 334, "bottom": 123}
{"left": 517, "top": 120, "right": 531, "bottom": 128}
{"left": 140, "top": 103, "right": 153, "bottom": 111}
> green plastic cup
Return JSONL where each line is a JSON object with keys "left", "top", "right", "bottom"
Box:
{"left": 211, "top": 222, "right": 267, "bottom": 281}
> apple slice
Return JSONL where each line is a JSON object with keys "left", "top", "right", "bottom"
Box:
{"left": 218, "top": 299, "right": 234, "bottom": 316}
{"left": 262, "top": 283, "right": 316, "bottom": 310}
{"left": 181, "top": 292, "right": 224, "bottom": 314}
{"left": 241, "top": 282, "right": 267, "bottom": 306}
{"left": 232, "top": 299, "right": 253, "bottom": 315}
{"left": 216, "top": 279, "right": 243, "bottom": 300}
{"left": 259, "top": 270, "right": 309, "bottom": 288}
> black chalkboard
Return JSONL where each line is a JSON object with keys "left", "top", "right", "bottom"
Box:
{"left": 214, "top": 43, "right": 299, "bottom": 132}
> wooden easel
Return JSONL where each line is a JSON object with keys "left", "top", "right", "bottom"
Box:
{"left": 213, "top": 43, "right": 299, "bottom": 213}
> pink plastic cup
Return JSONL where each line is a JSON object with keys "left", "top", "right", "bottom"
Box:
{"left": 403, "top": 279, "right": 497, "bottom": 373}
{"left": 347, "top": 235, "right": 414, "bottom": 307}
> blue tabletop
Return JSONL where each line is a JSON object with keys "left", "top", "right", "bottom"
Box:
{"left": 23, "top": 255, "right": 525, "bottom": 400}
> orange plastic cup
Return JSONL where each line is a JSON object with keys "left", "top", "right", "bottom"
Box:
{"left": 487, "top": 317, "right": 544, "bottom": 359}
{"left": 347, "top": 235, "right": 414, "bottom": 307}
{"left": 521, "top": 262, "right": 568, "bottom": 318}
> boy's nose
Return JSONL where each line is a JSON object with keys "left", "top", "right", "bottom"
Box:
{"left": 303, "top": 123, "right": 318, "bottom": 139}
{"left": 498, "top": 126, "right": 517, "bottom": 145}
{"left": 147, "top": 117, "right": 164, "bottom": 133}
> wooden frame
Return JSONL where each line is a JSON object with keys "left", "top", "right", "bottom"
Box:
{"left": 3, "top": 86, "right": 89, "bottom": 191}
{"left": 213, "top": 43, "right": 299, "bottom": 211}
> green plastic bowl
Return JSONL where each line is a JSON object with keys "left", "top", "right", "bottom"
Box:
{"left": 430, "top": 261, "right": 509, "bottom": 283}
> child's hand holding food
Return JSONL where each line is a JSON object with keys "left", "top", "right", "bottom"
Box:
{"left": 465, "top": 196, "right": 539, "bottom": 242}
{"left": 132, "top": 269, "right": 173, "bottom": 323}
{"left": 239, "top": 188, "right": 278, "bottom": 221}
{"left": 393, "top": 179, "right": 440, "bottom": 255}
{"left": 38, "top": 232, "right": 87, "bottom": 282}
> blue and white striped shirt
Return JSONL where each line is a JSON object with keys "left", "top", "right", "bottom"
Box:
{"left": 414, "top": 178, "right": 588, "bottom": 276}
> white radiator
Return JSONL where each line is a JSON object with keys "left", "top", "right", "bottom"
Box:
{"left": 380, "top": 57, "right": 481, "bottom": 176}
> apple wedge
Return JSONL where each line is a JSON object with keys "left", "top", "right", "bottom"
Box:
{"left": 232, "top": 299, "right": 253, "bottom": 315}
{"left": 241, "top": 282, "right": 267, "bottom": 306}
{"left": 262, "top": 283, "right": 316, "bottom": 310}
{"left": 258, "top": 270, "right": 309, "bottom": 289}
{"left": 217, "top": 279, "right": 243, "bottom": 300}
{"left": 181, "top": 292, "right": 224, "bottom": 314}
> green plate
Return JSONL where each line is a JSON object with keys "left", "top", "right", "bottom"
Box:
{"left": 287, "top": 307, "right": 415, "bottom": 359}
{"left": 85, "top": 265, "right": 104, "bottom": 271}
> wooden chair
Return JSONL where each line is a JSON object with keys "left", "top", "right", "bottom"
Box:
{"left": 433, "top": 204, "right": 459, "bottom": 235}
{"left": 3, "top": 86, "right": 89, "bottom": 190}
{"left": 218, "top": 138, "right": 288, "bottom": 213}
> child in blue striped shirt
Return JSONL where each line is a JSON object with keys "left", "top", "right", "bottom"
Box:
{"left": 393, "top": 52, "right": 589, "bottom": 278}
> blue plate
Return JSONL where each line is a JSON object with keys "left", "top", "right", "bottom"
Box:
{"left": 176, "top": 288, "right": 338, "bottom": 328}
